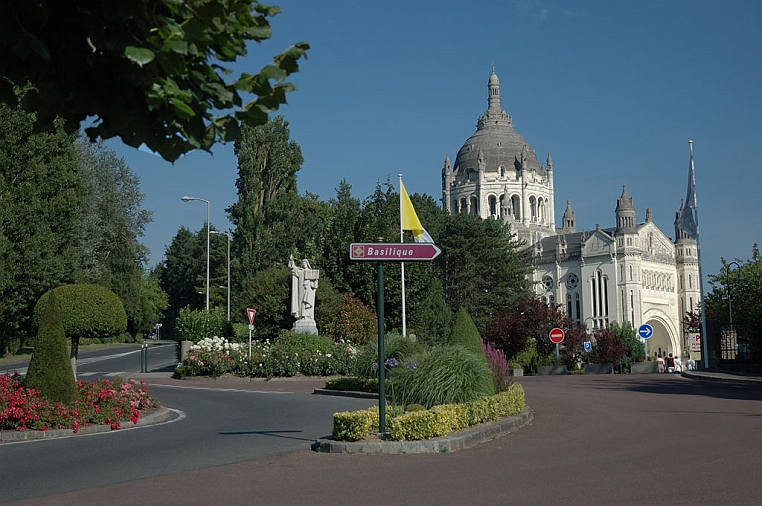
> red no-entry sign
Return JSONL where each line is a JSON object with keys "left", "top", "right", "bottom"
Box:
{"left": 549, "top": 327, "right": 565, "bottom": 344}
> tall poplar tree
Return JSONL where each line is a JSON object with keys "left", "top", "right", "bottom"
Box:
{"left": 228, "top": 115, "right": 303, "bottom": 277}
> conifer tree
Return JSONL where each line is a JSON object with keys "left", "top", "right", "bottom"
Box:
{"left": 448, "top": 306, "right": 494, "bottom": 395}
{"left": 24, "top": 292, "right": 78, "bottom": 403}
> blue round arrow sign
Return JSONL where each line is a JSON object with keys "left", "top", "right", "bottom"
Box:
{"left": 638, "top": 324, "right": 654, "bottom": 339}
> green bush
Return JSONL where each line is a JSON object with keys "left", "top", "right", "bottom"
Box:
{"left": 32, "top": 284, "right": 127, "bottom": 341}
{"left": 320, "top": 292, "right": 378, "bottom": 346}
{"left": 511, "top": 338, "right": 539, "bottom": 375}
{"left": 175, "top": 332, "right": 355, "bottom": 379}
{"left": 24, "top": 292, "right": 78, "bottom": 403}
{"left": 175, "top": 306, "right": 230, "bottom": 343}
{"left": 352, "top": 332, "right": 423, "bottom": 378}
{"left": 393, "top": 345, "right": 495, "bottom": 409}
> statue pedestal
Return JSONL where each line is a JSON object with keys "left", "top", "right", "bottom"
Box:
{"left": 293, "top": 318, "right": 318, "bottom": 335}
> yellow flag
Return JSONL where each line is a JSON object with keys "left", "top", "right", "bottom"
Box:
{"left": 400, "top": 181, "right": 433, "bottom": 243}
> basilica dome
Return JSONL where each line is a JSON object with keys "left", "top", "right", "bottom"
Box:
{"left": 453, "top": 69, "right": 542, "bottom": 175}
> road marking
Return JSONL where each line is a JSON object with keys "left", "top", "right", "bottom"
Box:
{"left": 147, "top": 383, "right": 293, "bottom": 394}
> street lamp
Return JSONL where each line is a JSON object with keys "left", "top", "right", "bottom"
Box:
{"left": 211, "top": 230, "right": 231, "bottom": 321}
{"left": 181, "top": 196, "right": 210, "bottom": 311}
{"left": 725, "top": 261, "right": 741, "bottom": 335}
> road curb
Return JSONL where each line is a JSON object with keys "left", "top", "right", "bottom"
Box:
{"left": 0, "top": 406, "right": 178, "bottom": 443}
{"left": 313, "top": 405, "right": 533, "bottom": 454}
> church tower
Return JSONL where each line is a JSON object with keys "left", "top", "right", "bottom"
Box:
{"left": 441, "top": 68, "right": 555, "bottom": 246}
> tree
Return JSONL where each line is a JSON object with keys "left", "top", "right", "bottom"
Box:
{"left": 318, "top": 180, "right": 362, "bottom": 293}
{"left": 237, "top": 264, "right": 291, "bottom": 340}
{"left": 590, "top": 328, "right": 627, "bottom": 366}
{"left": 74, "top": 138, "right": 154, "bottom": 335}
{"left": 559, "top": 323, "right": 588, "bottom": 371}
{"left": 0, "top": 1, "right": 309, "bottom": 161}
{"left": 704, "top": 245, "right": 762, "bottom": 361}
{"left": 24, "top": 292, "right": 78, "bottom": 403}
{"left": 607, "top": 321, "right": 645, "bottom": 372}
{"left": 484, "top": 295, "right": 571, "bottom": 361}
{"left": 228, "top": 116, "right": 304, "bottom": 277}
{"left": 437, "top": 214, "right": 531, "bottom": 330}
{"left": 0, "top": 94, "right": 82, "bottom": 352}
{"left": 159, "top": 227, "right": 207, "bottom": 337}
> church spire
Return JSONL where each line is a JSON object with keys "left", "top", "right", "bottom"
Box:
{"left": 478, "top": 68, "right": 511, "bottom": 129}
{"left": 488, "top": 66, "right": 501, "bottom": 112}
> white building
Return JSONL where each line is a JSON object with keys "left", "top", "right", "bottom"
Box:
{"left": 441, "top": 68, "right": 700, "bottom": 359}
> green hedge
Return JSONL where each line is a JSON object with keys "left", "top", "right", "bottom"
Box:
{"left": 332, "top": 383, "right": 525, "bottom": 442}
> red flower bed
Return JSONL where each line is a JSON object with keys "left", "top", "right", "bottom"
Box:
{"left": 0, "top": 372, "right": 159, "bottom": 433}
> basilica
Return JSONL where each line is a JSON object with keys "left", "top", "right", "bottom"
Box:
{"left": 441, "top": 68, "right": 700, "bottom": 360}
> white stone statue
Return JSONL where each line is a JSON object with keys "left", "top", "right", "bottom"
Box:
{"left": 289, "top": 255, "right": 319, "bottom": 334}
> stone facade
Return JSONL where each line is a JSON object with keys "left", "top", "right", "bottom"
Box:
{"left": 441, "top": 68, "right": 700, "bottom": 360}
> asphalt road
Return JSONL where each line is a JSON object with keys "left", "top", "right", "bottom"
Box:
{"left": 0, "top": 346, "right": 375, "bottom": 504}
{"left": 3, "top": 357, "right": 762, "bottom": 505}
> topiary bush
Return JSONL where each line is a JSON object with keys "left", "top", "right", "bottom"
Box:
{"left": 24, "top": 292, "right": 78, "bottom": 403}
{"left": 448, "top": 306, "right": 485, "bottom": 357}
{"left": 393, "top": 345, "right": 495, "bottom": 409}
{"left": 32, "top": 284, "right": 127, "bottom": 341}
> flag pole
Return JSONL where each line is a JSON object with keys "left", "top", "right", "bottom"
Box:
{"left": 399, "top": 173, "right": 407, "bottom": 338}
{"left": 688, "top": 140, "right": 710, "bottom": 369}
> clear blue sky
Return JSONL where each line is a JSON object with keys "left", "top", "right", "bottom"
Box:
{"left": 109, "top": 0, "right": 761, "bottom": 288}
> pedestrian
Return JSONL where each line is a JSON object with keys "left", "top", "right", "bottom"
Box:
{"left": 657, "top": 354, "right": 665, "bottom": 373}
{"left": 666, "top": 353, "right": 676, "bottom": 373}
{"left": 674, "top": 355, "right": 682, "bottom": 372}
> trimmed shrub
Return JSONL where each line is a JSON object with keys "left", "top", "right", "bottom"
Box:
{"left": 393, "top": 345, "right": 495, "bottom": 409}
{"left": 332, "top": 384, "right": 526, "bottom": 442}
{"left": 24, "top": 292, "right": 78, "bottom": 403}
{"left": 32, "top": 284, "right": 127, "bottom": 341}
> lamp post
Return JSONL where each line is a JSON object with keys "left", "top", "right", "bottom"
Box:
{"left": 725, "top": 261, "right": 741, "bottom": 335}
{"left": 211, "top": 230, "right": 231, "bottom": 321}
{"left": 181, "top": 196, "right": 210, "bottom": 311}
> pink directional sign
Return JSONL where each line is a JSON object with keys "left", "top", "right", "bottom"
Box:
{"left": 349, "top": 243, "right": 441, "bottom": 261}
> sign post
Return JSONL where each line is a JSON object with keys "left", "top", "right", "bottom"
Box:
{"left": 349, "top": 242, "right": 440, "bottom": 434}
{"left": 638, "top": 323, "right": 653, "bottom": 361}
{"left": 247, "top": 308, "right": 257, "bottom": 359}
{"left": 549, "top": 327, "right": 565, "bottom": 362}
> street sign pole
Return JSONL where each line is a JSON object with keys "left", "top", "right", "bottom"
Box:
{"left": 638, "top": 324, "right": 653, "bottom": 362}
{"left": 247, "top": 309, "right": 257, "bottom": 360}
{"left": 377, "top": 261, "right": 385, "bottom": 434}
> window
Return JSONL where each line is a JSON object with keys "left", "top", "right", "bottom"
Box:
{"left": 542, "top": 275, "right": 554, "bottom": 292}
{"left": 566, "top": 273, "right": 579, "bottom": 291}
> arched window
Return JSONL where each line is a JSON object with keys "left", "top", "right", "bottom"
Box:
{"left": 511, "top": 195, "right": 521, "bottom": 220}
{"left": 470, "top": 195, "right": 478, "bottom": 215}
{"left": 488, "top": 195, "right": 497, "bottom": 217}
{"left": 530, "top": 196, "right": 537, "bottom": 221}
